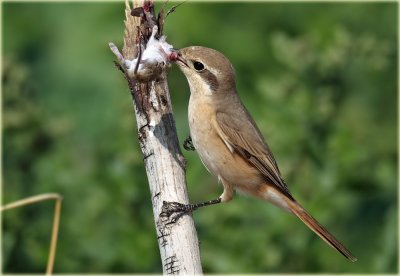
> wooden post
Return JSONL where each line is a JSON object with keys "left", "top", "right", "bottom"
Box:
{"left": 111, "top": 0, "right": 203, "bottom": 274}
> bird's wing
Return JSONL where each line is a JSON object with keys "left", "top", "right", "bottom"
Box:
{"left": 214, "top": 110, "right": 293, "bottom": 199}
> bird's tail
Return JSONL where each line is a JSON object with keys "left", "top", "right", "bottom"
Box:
{"left": 286, "top": 199, "right": 357, "bottom": 262}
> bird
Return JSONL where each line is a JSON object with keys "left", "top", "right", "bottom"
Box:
{"left": 170, "top": 46, "right": 357, "bottom": 262}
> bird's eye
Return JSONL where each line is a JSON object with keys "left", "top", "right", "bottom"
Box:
{"left": 193, "top": 61, "right": 205, "bottom": 71}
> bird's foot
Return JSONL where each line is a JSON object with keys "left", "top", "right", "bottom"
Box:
{"left": 183, "top": 136, "right": 195, "bottom": 151}
{"left": 160, "top": 201, "right": 195, "bottom": 225}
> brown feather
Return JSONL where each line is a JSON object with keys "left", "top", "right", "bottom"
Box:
{"left": 287, "top": 199, "right": 357, "bottom": 262}
{"left": 214, "top": 110, "right": 357, "bottom": 261}
{"left": 215, "top": 110, "right": 293, "bottom": 199}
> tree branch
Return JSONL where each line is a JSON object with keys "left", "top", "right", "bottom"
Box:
{"left": 110, "top": 0, "right": 202, "bottom": 274}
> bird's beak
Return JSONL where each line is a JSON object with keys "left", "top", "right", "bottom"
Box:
{"left": 171, "top": 49, "right": 189, "bottom": 67}
{"left": 176, "top": 55, "right": 188, "bottom": 67}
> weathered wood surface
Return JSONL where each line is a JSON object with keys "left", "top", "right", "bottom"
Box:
{"left": 112, "top": 0, "right": 203, "bottom": 274}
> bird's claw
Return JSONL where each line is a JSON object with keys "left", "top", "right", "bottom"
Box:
{"left": 183, "top": 136, "right": 195, "bottom": 151}
{"left": 160, "top": 201, "right": 192, "bottom": 225}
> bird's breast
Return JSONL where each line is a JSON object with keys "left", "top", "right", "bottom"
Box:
{"left": 188, "top": 97, "right": 220, "bottom": 175}
{"left": 188, "top": 96, "right": 261, "bottom": 187}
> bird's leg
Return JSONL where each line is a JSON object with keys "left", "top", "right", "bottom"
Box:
{"left": 183, "top": 136, "right": 195, "bottom": 151}
{"left": 133, "top": 35, "right": 143, "bottom": 76}
{"left": 160, "top": 198, "right": 221, "bottom": 224}
{"left": 161, "top": 180, "right": 232, "bottom": 224}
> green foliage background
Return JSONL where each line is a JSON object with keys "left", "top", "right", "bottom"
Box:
{"left": 2, "top": 1, "right": 398, "bottom": 273}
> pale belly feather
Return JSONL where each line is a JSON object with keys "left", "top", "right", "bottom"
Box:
{"left": 188, "top": 97, "right": 262, "bottom": 188}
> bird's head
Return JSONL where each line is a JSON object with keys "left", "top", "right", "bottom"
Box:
{"left": 174, "top": 46, "right": 237, "bottom": 96}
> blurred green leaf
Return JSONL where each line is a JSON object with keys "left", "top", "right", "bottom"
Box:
{"left": 2, "top": 2, "right": 397, "bottom": 273}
